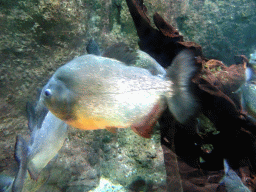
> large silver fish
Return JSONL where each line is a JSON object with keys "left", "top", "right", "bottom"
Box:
{"left": 39, "top": 49, "right": 199, "bottom": 137}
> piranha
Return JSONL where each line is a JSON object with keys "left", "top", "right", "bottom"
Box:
{"left": 241, "top": 82, "right": 256, "bottom": 119}
{"left": 0, "top": 108, "right": 66, "bottom": 192}
{"left": 0, "top": 174, "right": 14, "bottom": 192}
{"left": 0, "top": 136, "right": 30, "bottom": 192}
{"left": 12, "top": 135, "right": 29, "bottom": 192}
{"left": 0, "top": 136, "right": 29, "bottom": 192}
{"left": 218, "top": 159, "right": 250, "bottom": 192}
{"left": 39, "top": 49, "right": 199, "bottom": 138}
{"left": 240, "top": 60, "right": 256, "bottom": 119}
{"left": 1, "top": 109, "right": 67, "bottom": 192}
{"left": 4, "top": 98, "right": 67, "bottom": 192}
{"left": 4, "top": 101, "right": 68, "bottom": 192}
{"left": 25, "top": 102, "right": 68, "bottom": 180}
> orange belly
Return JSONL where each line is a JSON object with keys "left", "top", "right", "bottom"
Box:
{"left": 66, "top": 115, "right": 125, "bottom": 130}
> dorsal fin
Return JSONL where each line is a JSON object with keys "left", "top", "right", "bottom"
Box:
{"left": 86, "top": 39, "right": 101, "bottom": 56}
{"left": 102, "top": 43, "right": 138, "bottom": 65}
{"left": 26, "top": 102, "right": 36, "bottom": 132}
{"left": 26, "top": 101, "right": 48, "bottom": 132}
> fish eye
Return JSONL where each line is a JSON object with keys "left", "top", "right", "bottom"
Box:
{"left": 44, "top": 89, "right": 52, "bottom": 97}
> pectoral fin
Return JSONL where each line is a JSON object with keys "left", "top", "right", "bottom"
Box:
{"left": 131, "top": 99, "right": 166, "bottom": 138}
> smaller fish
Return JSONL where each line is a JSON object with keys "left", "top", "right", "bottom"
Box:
{"left": 240, "top": 62, "right": 256, "bottom": 119}
{"left": 0, "top": 136, "right": 31, "bottom": 192}
{"left": 25, "top": 102, "right": 68, "bottom": 180}
{"left": 12, "top": 135, "right": 29, "bottom": 192}
{"left": 219, "top": 159, "right": 250, "bottom": 192}
{"left": 0, "top": 136, "right": 29, "bottom": 192}
{"left": 0, "top": 99, "right": 67, "bottom": 192}
{"left": 86, "top": 39, "right": 101, "bottom": 56}
{"left": 234, "top": 56, "right": 256, "bottom": 119}
{"left": 0, "top": 175, "right": 14, "bottom": 192}
{"left": 241, "top": 82, "right": 256, "bottom": 119}
{"left": 245, "top": 66, "right": 254, "bottom": 82}
{"left": 249, "top": 51, "right": 256, "bottom": 65}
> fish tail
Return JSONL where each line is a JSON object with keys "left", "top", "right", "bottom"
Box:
{"left": 166, "top": 49, "right": 200, "bottom": 124}
{"left": 12, "top": 135, "right": 28, "bottom": 192}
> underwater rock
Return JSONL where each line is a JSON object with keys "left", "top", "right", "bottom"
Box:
{"left": 200, "top": 59, "right": 246, "bottom": 95}
{"left": 89, "top": 177, "right": 126, "bottom": 192}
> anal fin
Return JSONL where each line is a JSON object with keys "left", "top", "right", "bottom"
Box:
{"left": 106, "top": 127, "right": 117, "bottom": 134}
{"left": 131, "top": 99, "right": 166, "bottom": 138}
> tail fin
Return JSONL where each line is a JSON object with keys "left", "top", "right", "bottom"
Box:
{"left": 12, "top": 135, "right": 28, "bottom": 192}
{"left": 166, "top": 49, "right": 199, "bottom": 124}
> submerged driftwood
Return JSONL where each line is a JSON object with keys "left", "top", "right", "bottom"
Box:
{"left": 126, "top": 0, "right": 256, "bottom": 191}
